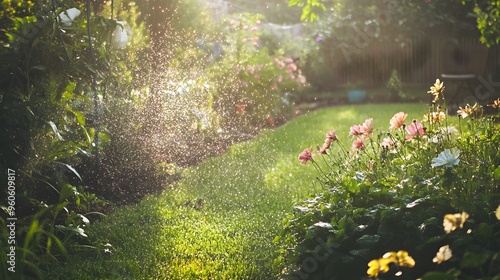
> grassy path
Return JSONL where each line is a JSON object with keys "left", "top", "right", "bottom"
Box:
{"left": 51, "top": 103, "right": 428, "bottom": 279}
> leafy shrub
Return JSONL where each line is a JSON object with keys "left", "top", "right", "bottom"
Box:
{"left": 0, "top": 1, "right": 145, "bottom": 276}
{"left": 276, "top": 80, "right": 500, "bottom": 279}
{"left": 206, "top": 13, "right": 307, "bottom": 131}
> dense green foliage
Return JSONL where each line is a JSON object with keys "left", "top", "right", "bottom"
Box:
{"left": 277, "top": 83, "right": 500, "bottom": 279}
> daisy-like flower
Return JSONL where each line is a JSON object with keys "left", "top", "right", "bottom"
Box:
{"left": 439, "top": 126, "right": 459, "bottom": 135}
{"left": 428, "top": 79, "right": 445, "bottom": 103}
{"left": 487, "top": 98, "right": 500, "bottom": 108}
{"left": 298, "top": 148, "right": 314, "bottom": 164}
{"left": 326, "top": 130, "right": 338, "bottom": 141}
{"left": 431, "top": 147, "right": 460, "bottom": 168}
{"left": 405, "top": 120, "right": 425, "bottom": 140}
{"left": 318, "top": 141, "right": 331, "bottom": 154}
{"left": 423, "top": 111, "right": 446, "bottom": 124}
{"left": 318, "top": 130, "right": 338, "bottom": 154}
{"left": 360, "top": 118, "right": 374, "bottom": 137}
{"left": 457, "top": 104, "right": 472, "bottom": 118}
{"left": 389, "top": 112, "right": 408, "bottom": 130}
{"left": 349, "top": 124, "right": 363, "bottom": 137}
{"left": 352, "top": 138, "right": 365, "bottom": 151}
{"left": 381, "top": 137, "right": 394, "bottom": 149}
{"left": 433, "top": 245, "right": 452, "bottom": 264}
{"left": 443, "top": 212, "right": 469, "bottom": 233}
{"left": 457, "top": 103, "right": 481, "bottom": 119}
{"left": 429, "top": 126, "right": 459, "bottom": 143}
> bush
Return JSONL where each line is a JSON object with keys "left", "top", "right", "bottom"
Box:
{"left": 206, "top": 13, "right": 307, "bottom": 131}
{"left": 276, "top": 80, "right": 500, "bottom": 279}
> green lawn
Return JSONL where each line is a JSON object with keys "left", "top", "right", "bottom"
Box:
{"left": 49, "top": 103, "right": 430, "bottom": 279}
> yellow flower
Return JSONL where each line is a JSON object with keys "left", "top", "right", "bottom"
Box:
{"left": 423, "top": 112, "right": 446, "bottom": 124}
{"left": 495, "top": 205, "right": 500, "bottom": 220}
{"left": 487, "top": 98, "right": 500, "bottom": 109}
{"left": 428, "top": 79, "right": 445, "bottom": 95}
{"left": 367, "top": 257, "right": 392, "bottom": 278}
{"left": 428, "top": 79, "right": 445, "bottom": 102}
{"left": 433, "top": 245, "right": 452, "bottom": 264}
{"left": 367, "top": 250, "right": 416, "bottom": 278}
{"left": 443, "top": 212, "right": 469, "bottom": 233}
{"left": 457, "top": 104, "right": 474, "bottom": 118}
{"left": 382, "top": 251, "right": 416, "bottom": 267}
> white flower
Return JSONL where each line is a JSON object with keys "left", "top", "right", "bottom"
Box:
{"left": 433, "top": 245, "right": 452, "bottom": 264}
{"left": 431, "top": 147, "right": 460, "bottom": 168}
{"left": 59, "top": 8, "right": 81, "bottom": 26}
{"left": 440, "top": 126, "right": 459, "bottom": 135}
{"left": 112, "top": 21, "right": 131, "bottom": 49}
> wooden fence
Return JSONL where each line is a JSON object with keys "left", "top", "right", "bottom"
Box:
{"left": 328, "top": 36, "right": 498, "bottom": 86}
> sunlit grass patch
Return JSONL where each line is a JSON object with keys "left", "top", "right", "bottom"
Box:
{"left": 48, "top": 103, "right": 429, "bottom": 279}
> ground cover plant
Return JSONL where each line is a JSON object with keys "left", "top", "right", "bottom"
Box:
{"left": 40, "top": 103, "right": 427, "bottom": 279}
{"left": 277, "top": 80, "right": 500, "bottom": 279}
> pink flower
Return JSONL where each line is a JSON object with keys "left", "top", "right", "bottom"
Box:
{"left": 349, "top": 124, "right": 363, "bottom": 137}
{"left": 298, "top": 148, "right": 314, "bottom": 164}
{"left": 287, "top": 63, "right": 298, "bottom": 73}
{"left": 390, "top": 112, "right": 408, "bottom": 130}
{"left": 360, "top": 118, "right": 374, "bottom": 137}
{"left": 256, "top": 20, "right": 261, "bottom": 25}
{"left": 405, "top": 120, "right": 425, "bottom": 140}
{"left": 381, "top": 137, "right": 394, "bottom": 149}
{"left": 352, "top": 138, "right": 365, "bottom": 150}
{"left": 326, "top": 130, "right": 338, "bottom": 141}
{"left": 247, "top": 66, "right": 255, "bottom": 75}
{"left": 298, "top": 74, "right": 306, "bottom": 84}
{"left": 319, "top": 142, "right": 330, "bottom": 154}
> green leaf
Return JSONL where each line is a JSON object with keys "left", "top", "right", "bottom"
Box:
{"left": 460, "top": 252, "right": 490, "bottom": 269}
{"left": 69, "top": 109, "right": 85, "bottom": 126}
{"left": 59, "top": 184, "right": 78, "bottom": 202}
{"left": 475, "top": 223, "right": 494, "bottom": 239}
{"left": 48, "top": 121, "right": 64, "bottom": 141}
{"left": 56, "top": 162, "right": 82, "bottom": 181}
{"left": 22, "top": 220, "right": 40, "bottom": 258}
{"left": 493, "top": 166, "right": 500, "bottom": 180}
{"left": 349, "top": 249, "right": 370, "bottom": 258}
{"left": 356, "top": 234, "right": 380, "bottom": 247}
